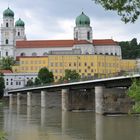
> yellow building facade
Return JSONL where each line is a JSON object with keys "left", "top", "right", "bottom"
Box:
{"left": 120, "top": 59, "right": 137, "bottom": 72}
{"left": 48, "top": 55, "right": 121, "bottom": 80}
{"left": 12, "top": 55, "right": 136, "bottom": 81}
{"left": 12, "top": 55, "right": 137, "bottom": 81}
{"left": 12, "top": 56, "right": 48, "bottom": 73}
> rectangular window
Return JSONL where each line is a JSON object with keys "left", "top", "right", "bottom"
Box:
{"left": 16, "top": 82, "right": 18, "bottom": 85}
{"left": 51, "top": 63, "right": 53, "bottom": 67}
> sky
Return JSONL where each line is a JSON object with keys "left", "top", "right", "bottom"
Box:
{"left": 0, "top": 0, "right": 140, "bottom": 43}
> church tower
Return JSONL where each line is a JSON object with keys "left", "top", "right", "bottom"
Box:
{"left": 74, "top": 12, "right": 92, "bottom": 42}
{"left": 15, "top": 18, "right": 26, "bottom": 41}
{"left": 0, "top": 7, "right": 16, "bottom": 58}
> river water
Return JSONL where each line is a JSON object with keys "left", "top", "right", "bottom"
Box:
{"left": 0, "top": 105, "right": 140, "bottom": 140}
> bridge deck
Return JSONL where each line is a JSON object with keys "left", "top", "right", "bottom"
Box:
{"left": 8, "top": 74, "right": 140, "bottom": 94}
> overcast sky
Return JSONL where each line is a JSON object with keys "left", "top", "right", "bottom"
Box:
{"left": 0, "top": 0, "right": 140, "bottom": 42}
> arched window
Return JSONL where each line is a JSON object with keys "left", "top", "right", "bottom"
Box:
{"left": 32, "top": 52, "right": 37, "bottom": 56}
{"left": 5, "top": 39, "right": 8, "bottom": 44}
{"left": 87, "top": 31, "right": 90, "bottom": 40}
{"left": 43, "top": 52, "right": 48, "bottom": 56}
{"left": 18, "top": 32, "right": 20, "bottom": 36}
{"left": 6, "top": 22, "right": 8, "bottom": 27}
{"left": 20, "top": 52, "right": 26, "bottom": 56}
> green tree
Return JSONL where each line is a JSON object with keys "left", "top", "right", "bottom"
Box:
{"left": 0, "top": 73, "right": 5, "bottom": 98}
{"left": 0, "top": 57, "right": 15, "bottom": 70}
{"left": 128, "top": 79, "right": 140, "bottom": 113}
{"left": 119, "top": 38, "right": 140, "bottom": 59}
{"left": 38, "top": 67, "right": 54, "bottom": 84}
{"left": 63, "top": 69, "right": 81, "bottom": 81}
{"left": 26, "top": 79, "right": 34, "bottom": 87}
{"left": 93, "top": 0, "right": 140, "bottom": 23}
{"left": 0, "top": 131, "right": 7, "bottom": 140}
{"left": 34, "top": 77, "right": 41, "bottom": 85}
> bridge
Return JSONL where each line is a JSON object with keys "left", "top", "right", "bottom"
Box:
{"left": 7, "top": 74, "right": 140, "bottom": 115}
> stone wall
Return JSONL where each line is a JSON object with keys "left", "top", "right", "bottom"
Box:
{"left": 103, "top": 87, "right": 134, "bottom": 114}
{"left": 69, "top": 89, "right": 95, "bottom": 110}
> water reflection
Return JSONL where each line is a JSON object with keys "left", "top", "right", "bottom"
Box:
{"left": 0, "top": 105, "right": 140, "bottom": 140}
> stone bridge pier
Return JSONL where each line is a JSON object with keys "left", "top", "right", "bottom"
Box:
{"left": 62, "top": 88, "right": 95, "bottom": 111}
{"left": 95, "top": 86, "right": 133, "bottom": 114}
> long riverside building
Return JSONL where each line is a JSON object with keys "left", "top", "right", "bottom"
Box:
{"left": 12, "top": 55, "right": 136, "bottom": 81}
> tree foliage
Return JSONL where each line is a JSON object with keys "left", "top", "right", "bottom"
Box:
{"left": 0, "top": 131, "right": 7, "bottom": 140}
{"left": 63, "top": 69, "right": 81, "bottom": 81}
{"left": 0, "top": 57, "right": 15, "bottom": 70}
{"left": 26, "top": 79, "right": 34, "bottom": 87}
{"left": 38, "top": 67, "right": 54, "bottom": 84}
{"left": 34, "top": 77, "right": 41, "bottom": 85}
{"left": 0, "top": 73, "right": 5, "bottom": 98}
{"left": 128, "top": 79, "right": 140, "bottom": 112}
{"left": 93, "top": 0, "right": 140, "bottom": 23}
{"left": 119, "top": 38, "right": 140, "bottom": 59}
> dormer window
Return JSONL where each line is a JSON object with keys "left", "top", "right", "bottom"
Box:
{"left": 32, "top": 52, "right": 37, "bottom": 56}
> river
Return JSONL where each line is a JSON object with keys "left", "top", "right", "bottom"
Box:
{"left": 0, "top": 105, "right": 140, "bottom": 140}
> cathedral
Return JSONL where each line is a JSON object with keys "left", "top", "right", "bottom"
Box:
{"left": 0, "top": 7, "right": 122, "bottom": 59}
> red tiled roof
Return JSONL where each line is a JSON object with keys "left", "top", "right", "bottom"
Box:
{"left": 16, "top": 39, "right": 117, "bottom": 48}
{"left": 93, "top": 39, "right": 118, "bottom": 45}
{"left": 0, "top": 70, "right": 13, "bottom": 74}
{"left": 16, "top": 40, "right": 92, "bottom": 48}
{"left": 16, "top": 40, "right": 73, "bottom": 48}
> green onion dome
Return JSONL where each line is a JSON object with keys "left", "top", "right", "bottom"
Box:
{"left": 3, "top": 7, "right": 14, "bottom": 17}
{"left": 76, "top": 12, "right": 90, "bottom": 27}
{"left": 15, "top": 18, "right": 25, "bottom": 27}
